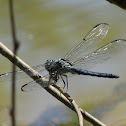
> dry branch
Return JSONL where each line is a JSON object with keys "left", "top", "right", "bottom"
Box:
{"left": 0, "top": 42, "right": 106, "bottom": 126}
{"left": 107, "top": 0, "right": 126, "bottom": 9}
{"left": 9, "top": 0, "right": 20, "bottom": 125}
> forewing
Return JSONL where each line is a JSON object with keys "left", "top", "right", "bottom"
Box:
{"left": 0, "top": 63, "right": 45, "bottom": 82}
{"left": 64, "top": 23, "right": 110, "bottom": 62}
{"left": 73, "top": 39, "right": 126, "bottom": 70}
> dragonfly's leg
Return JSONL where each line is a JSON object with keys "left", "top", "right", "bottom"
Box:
{"left": 62, "top": 74, "right": 68, "bottom": 92}
{"left": 60, "top": 74, "right": 68, "bottom": 91}
{"left": 60, "top": 75, "right": 66, "bottom": 89}
{"left": 52, "top": 72, "right": 59, "bottom": 84}
{"left": 55, "top": 72, "right": 59, "bottom": 82}
{"left": 49, "top": 72, "right": 59, "bottom": 85}
{"left": 48, "top": 72, "right": 55, "bottom": 84}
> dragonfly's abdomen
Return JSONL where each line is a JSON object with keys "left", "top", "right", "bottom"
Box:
{"left": 70, "top": 67, "right": 119, "bottom": 78}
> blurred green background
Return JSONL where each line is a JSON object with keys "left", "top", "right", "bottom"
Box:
{"left": 0, "top": 0, "right": 126, "bottom": 126}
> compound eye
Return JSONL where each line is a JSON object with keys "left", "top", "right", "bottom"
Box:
{"left": 46, "top": 60, "right": 50, "bottom": 65}
{"left": 46, "top": 60, "right": 49, "bottom": 63}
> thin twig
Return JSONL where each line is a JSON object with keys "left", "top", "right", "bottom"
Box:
{"left": 53, "top": 85, "right": 83, "bottom": 126}
{"left": 9, "top": 0, "right": 19, "bottom": 126}
{"left": 0, "top": 42, "right": 107, "bottom": 126}
{"left": 72, "top": 100, "right": 83, "bottom": 126}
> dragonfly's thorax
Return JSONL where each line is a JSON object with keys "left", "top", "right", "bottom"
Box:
{"left": 45, "top": 59, "right": 73, "bottom": 73}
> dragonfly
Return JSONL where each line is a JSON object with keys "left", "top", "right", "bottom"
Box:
{"left": 0, "top": 23, "right": 126, "bottom": 92}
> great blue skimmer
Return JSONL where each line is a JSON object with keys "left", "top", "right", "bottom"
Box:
{"left": 0, "top": 23, "right": 126, "bottom": 92}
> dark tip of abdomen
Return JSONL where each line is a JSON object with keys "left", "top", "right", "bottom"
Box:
{"left": 115, "top": 75, "right": 119, "bottom": 78}
{"left": 111, "top": 74, "right": 119, "bottom": 78}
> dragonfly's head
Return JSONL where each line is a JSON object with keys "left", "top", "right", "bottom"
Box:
{"left": 45, "top": 59, "right": 59, "bottom": 72}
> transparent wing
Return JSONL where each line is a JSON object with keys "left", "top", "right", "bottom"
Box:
{"left": 21, "top": 74, "right": 50, "bottom": 92}
{"left": 21, "top": 74, "right": 68, "bottom": 92}
{"left": 73, "top": 39, "right": 126, "bottom": 70}
{"left": 21, "top": 71, "right": 70, "bottom": 92}
{"left": 64, "top": 23, "right": 110, "bottom": 62}
{"left": 21, "top": 80, "right": 42, "bottom": 92}
{"left": 0, "top": 63, "right": 46, "bottom": 81}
